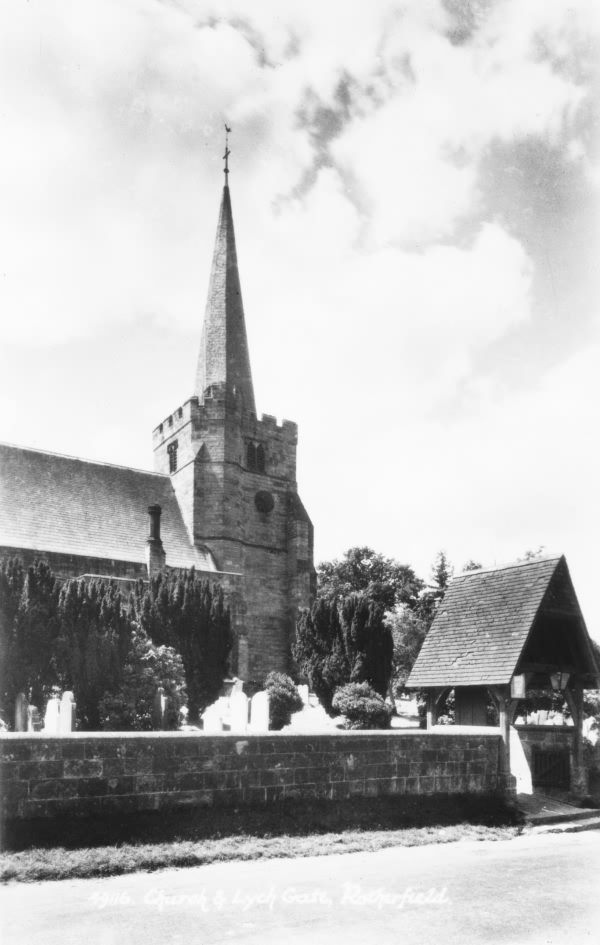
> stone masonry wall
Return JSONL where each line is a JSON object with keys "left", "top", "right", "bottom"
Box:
{"left": 514, "top": 725, "right": 574, "bottom": 766}
{"left": 1, "top": 730, "right": 501, "bottom": 822}
{"left": 514, "top": 725, "right": 574, "bottom": 769}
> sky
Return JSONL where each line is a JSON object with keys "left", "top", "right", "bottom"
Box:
{"left": 0, "top": 0, "right": 599, "bottom": 635}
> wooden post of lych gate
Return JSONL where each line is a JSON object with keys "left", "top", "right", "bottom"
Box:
{"left": 565, "top": 679, "right": 587, "bottom": 797}
{"left": 489, "top": 685, "right": 518, "bottom": 796}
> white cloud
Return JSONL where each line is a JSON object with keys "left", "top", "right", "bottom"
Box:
{"left": 0, "top": 0, "right": 599, "bottom": 637}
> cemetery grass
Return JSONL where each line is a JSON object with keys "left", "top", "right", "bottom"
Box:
{"left": 0, "top": 798, "right": 522, "bottom": 883}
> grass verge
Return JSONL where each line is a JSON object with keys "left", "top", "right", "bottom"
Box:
{"left": 0, "top": 796, "right": 524, "bottom": 884}
{"left": 0, "top": 822, "right": 522, "bottom": 884}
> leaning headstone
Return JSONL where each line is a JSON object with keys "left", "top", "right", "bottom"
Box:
{"left": 44, "top": 697, "right": 61, "bottom": 734}
{"left": 60, "top": 692, "right": 76, "bottom": 733}
{"left": 202, "top": 705, "right": 223, "bottom": 733}
{"left": 230, "top": 691, "right": 249, "bottom": 732}
{"left": 14, "top": 693, "right": 28, "bottom": 732}
{"left": 28, "top": 706, "right": 43, "bottom": 732}
{"left": 250, "top": 691, "right": 270, "bottom": 732}
{"left": 297, "top": 684, "right": 309, "bottom": 705}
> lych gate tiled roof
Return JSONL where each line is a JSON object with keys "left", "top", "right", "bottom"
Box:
{"left": 0, "top": 443, "right": 216, "bottom": 572}
{"left": 408, "top": 556, "right": 575, "bottom": 688}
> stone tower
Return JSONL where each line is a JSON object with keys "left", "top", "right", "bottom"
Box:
{"left": 153, "top": 168, "right": 315, "bottom": 684}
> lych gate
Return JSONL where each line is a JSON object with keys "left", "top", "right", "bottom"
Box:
{"left": 407, "top": 556, "right": 599, "bottom": 796}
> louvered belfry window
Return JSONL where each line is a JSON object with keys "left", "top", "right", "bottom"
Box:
{"left": 167, "top": 440, "right": 178, "bottom": 474}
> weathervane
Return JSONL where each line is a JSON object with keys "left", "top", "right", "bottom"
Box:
{"left": 224, "top": 124, "right": 231, "bottom": 182}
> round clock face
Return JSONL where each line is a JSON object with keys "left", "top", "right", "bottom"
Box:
{"left": 255, "top": 491, "right": 275, "bottom": 514}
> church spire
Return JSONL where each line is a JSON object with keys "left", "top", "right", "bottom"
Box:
{"left": 194, "top": 129, "right": 256, "bottom": 414}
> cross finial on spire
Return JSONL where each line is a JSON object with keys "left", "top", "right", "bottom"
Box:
{"left": 224, "top": 124, "right": 231, "bottom": 184}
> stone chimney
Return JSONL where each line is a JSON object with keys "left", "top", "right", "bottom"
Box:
{"left": 145, "top": 504, "right": 166, "bottom": 576}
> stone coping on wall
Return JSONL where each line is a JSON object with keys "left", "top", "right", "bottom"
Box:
{"left": 0, "top": 728, "right": 502, "bottom": 741}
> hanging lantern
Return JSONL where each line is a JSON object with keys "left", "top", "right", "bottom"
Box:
{"left": 550, "top": 670, "right": 570, "bottom": 692}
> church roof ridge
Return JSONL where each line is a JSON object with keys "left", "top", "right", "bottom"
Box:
{"left": 454, "top": 554, "right": 563, "bottom": 579}
{"left": 0, "top": 440, "right": 167, "bottom": 479}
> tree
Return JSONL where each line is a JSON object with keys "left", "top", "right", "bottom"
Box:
{"left": 0, "top": 558, "right": 191, "bottom": 731}
{"left": 387, "top": 606, "right": 430, "bottom": 694}
{"left": 0, "top": 557, "right": 25, "bottom": 721}
{"left": 0, "top": 559, "right": 61, "bottom": 721}
{"left": 519, "top": 546, "right": 546, "bottom": 561}
{"left": 294, "top": 592, "right": 393, "bottom": 714}
{"left": 462, "top": 559, "right": 483, "bottom": 572}
{"left": 414, "top": 550, "right": 454, "bottom": 626}
{"left": 135, "top": 569, "right": 233, "bottom": 723}
{"left": 55, "top": 578, "right": 133, "bottom": 730}
{"left": 390, "top": 551, "right": 459, "bottom": 698}
{"left": 316, "top": 547, "right": 422, "bottom": 611}
{"left": 293, "top": 598, "right": 349, "bottom": 714}
{"left": 99, "top": 626, "right": 186, "bottom": 731}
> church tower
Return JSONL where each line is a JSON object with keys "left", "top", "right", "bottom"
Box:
{"left": 152, "top": 144, "right": 315, "bottom": 683}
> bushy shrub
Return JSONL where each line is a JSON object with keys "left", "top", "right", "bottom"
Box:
{"left": 332, "top": 682, "right": 393, "bottom": 730}
{"left": 99, "top": 627, "right": 186, "bottom": 731}
{"left": 264, "top": 672, "right": 303, "bottom": 730}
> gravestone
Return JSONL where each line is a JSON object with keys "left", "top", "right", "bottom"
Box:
{"left": 44, "top": 697, "right": 61, "bottom": 734}
{"left": 153, "top": 686, "right": 167, "bottom": 730}
{"left": 202, "top": 705, "right": 223, "bottom": 733}
{"left": 232, "top": 678, "right": 245, "bottom": 694}
{"left": 250, "top": 691, "right": 270, "bottom": 732}
{"left": 28, "top": 705, "right": 43, "bottom": 732}
{"left": 59, "top": 691, "right": 76, "bottom": 733}
{"left": 230, "top": 691, "right": 249, "bottom": 732}
{"left": 297, "top": 684, "right": 309, "bottom": 705}
{"left": 14, "top": 693, "right": 28, "bottom": 732}
{"left": 216, "top": 695, "right": 231, "bottom": 727}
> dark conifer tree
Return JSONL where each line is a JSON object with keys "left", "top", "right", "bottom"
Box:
{"left": 135, "top": 569, "right": 233, "bottom": 723}
{"left": 294, "top": 592, "right": 393, "bottom": 715}
{"left": 55, "top": 578, "right": 132, "bottom": 730}
{"left": 0, "top": 559, "right": 61, "bottom": 718}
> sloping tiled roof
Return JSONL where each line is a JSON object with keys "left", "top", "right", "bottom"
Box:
{"left": 0, "top": 443, "right": 215, "bottom": 572}
{"left": 407, "top": 556, "right": 564, "bottom": 687}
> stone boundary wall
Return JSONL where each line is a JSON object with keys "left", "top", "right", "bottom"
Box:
{"left": 0, "top": 730, "right": 502, "bottom": 821}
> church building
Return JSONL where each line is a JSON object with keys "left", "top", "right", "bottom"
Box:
{"left": 0, "top": 160, "right": 316, "bottom": 684}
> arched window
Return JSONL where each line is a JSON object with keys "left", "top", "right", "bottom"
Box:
{"left": 247, "top": 442, "right": 257, "bottom": 470}
{"left": 256, "top": 444, "right": 266, "bottom": 473}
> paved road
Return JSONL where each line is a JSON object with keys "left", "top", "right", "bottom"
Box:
{"left": 1, "top": 831, "right": 599, "bottom": 945}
